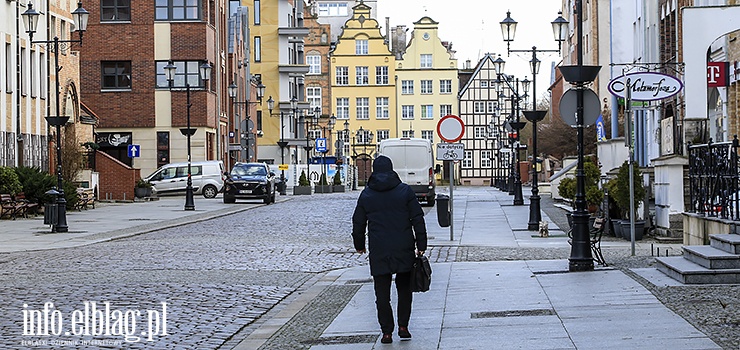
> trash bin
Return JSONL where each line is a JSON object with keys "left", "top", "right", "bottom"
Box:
{"left": 43, "top": 188, "right": 61, "bottom": 225}
{"left": 435, "top": 194, "right": 450, "bottom": 227}
{"left": 44, "top": 203, "right": 57, "bottom": 225}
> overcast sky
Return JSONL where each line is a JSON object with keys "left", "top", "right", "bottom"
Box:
{"left": 376, "top": 0, "right": 565, "bottom": 99}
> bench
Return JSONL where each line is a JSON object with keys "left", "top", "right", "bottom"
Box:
{"left": 75, "top": 188, "right": 95, "bottom": 211}
{"left": 1, "top": 194, "right": 26, "bottom": 220}
{"left": 568, "top": 216, "right": 607, "bottom": 266}
{"left": 14, "top": 192, "right": 39, "bottom": 217}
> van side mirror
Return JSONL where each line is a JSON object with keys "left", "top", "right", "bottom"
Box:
{"left": 434, "top": 164, "right": 442, "bottom": 174}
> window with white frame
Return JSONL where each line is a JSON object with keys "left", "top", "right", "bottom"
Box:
{"left": 254, "top": 36, "right": 261, "bottom": 62}
{"left": 481, "top": 150, "right": 492, "bottom": 168}
{"left": 440, "top": 104, "right": 452, "bottom": 117}
{"left": 356, "top": 39, "right": 368, "bottom": 55}
{"left": 375, "top": 66, "right": 389, "bottom": 85}
{"left": 254, "top": 0, "right": 260, "bottom": 24}
{"left": 356, "top": 97, "right": 369, "bottom": 119}
{"left": 155, "top": 0, "right": 201, "bottom": 20}
{"left": 376, "top": 130, "right": 390, "bottom": 142}
{"left": 487, "top": 101, "right": 497, "bottom": 113}
{"left": 335, "top": 66, "right": 348, "bottom": 85}
{"left": 318, "top": 2, "right": 348, "bottom": 16}
{"left": 462, "top": 150, "right": 473, "bottom": 168}
{"left": 481, "top": 80, "right": 488, "bottom": 88}
{"left": 474, "top": 126, "right": 487, "bottom": 138}
{"left": 356, "top": 66, "right": 369, "bottom": 85}
{"left": 440, "top": 79, "right": 452, "bottom": 94}
{"left": 401, "top": 80, "right": 414, "bottom": 94}
{"left": 421, "top": 105, "right": 433, "bottom": 119}
{"left": 336, "top": 97, "right": 349, "bottom": 119}
{"left": 307, "top": 55, "right": 321, "bottom": 74}
{"left": 376, "top": 97, "right": 389, "bottom": 119}
{"left": 474, "top": 101, "right": 486, "bottom": 113}
{"left": 307, "top": 87, "right": 321, "bottom": 115}
{"left": 402, "top": 130, "right": 415, "bottom": 138}
{"left": 402, "top": 105, "right": 414, "bottom": 119}
{"left": 420, "top": 54, "right": 432, "bottom": 68}
{"left": 421, "top": 130, "right": 434, "bottom": 141}
{"left": 420, "top": 80, "right": 432, "bottom": 94}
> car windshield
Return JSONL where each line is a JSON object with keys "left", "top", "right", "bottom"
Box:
{"left": 232, "top": 165, "right": 267, "bottom": 176}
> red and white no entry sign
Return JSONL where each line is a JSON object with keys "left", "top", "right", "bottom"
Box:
{"left": 437, "top": 114, "right": 465, "bottom": 143}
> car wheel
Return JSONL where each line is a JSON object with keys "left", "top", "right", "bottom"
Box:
{"left": 202, "top": 184, "right": 218, "bottom": 199}
{"left": 223, "top": 195, "right": 236, "bottom": 204}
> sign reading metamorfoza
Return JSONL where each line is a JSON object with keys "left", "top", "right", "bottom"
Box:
{"left": 607, "top": 72, "right": 683, "bottom": 101}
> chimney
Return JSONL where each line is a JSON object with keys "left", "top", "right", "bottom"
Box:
{"left": 465, "top": 60, "right": 471, "bottom": 69}
{"left": 385, "top": 17, "right": 391, "bottom": 51}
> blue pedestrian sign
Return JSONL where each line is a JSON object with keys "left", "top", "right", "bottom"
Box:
{"left": 316, "top": 138, "right": 327, "bottom": 153}
{"left": 127, "top": 144, "right": 141, "bottom": 158}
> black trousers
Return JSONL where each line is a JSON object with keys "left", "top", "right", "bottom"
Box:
{"left": 373, "top": 271, "right": 412, "bottom": 334}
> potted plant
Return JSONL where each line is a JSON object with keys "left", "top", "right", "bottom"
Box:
{"left": 556, "top": 157, "right": 602, "bottom": 214}
{"left": 610, "top": 161, "right": 646, "bottom": 240}
{"left": 314, "top": 172, "right": 332, "bottom": 193}
{"left": 134, "top": 178, "right": 153, "bottom": 198}
{"left": 331, "top": 171, "right": 345, "bottom": 192}
{"left": 293, "top": 170, "right": 312, "bottom": 195}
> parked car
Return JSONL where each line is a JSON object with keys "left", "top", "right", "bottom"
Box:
{"left": 144, "top": 160, "right": 224, "bottom": 199}
{"left": 223, "top": 162, "right": 277, "bottom": 204}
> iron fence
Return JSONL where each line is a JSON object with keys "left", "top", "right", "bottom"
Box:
{"left": 688, "top": 136, "right": 739, "bottom": 220}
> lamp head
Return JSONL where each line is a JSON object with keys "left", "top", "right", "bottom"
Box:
{"left": 199, "top": 62, "right": 212, "bottom": 82}
{"left": 551, "top": 11, "right": 569, "bottom": 49}
{"left": 164, "top": 61, "right": 177, "bottom": 83}
{"left": 500, "top": 10, "right": 517, "bottom": 51}
{"left": 22, "top": 2, "right": 41, "bottom": 38}
{"left": 228, "top": 82, "right": 238, "bottom": 99}
{"left": 266, "top": 96, "right": 275, "bottom": 113}
{"left": 72, "top": 2, "right": 90, "bottom": 34}
{"left": 290, "top": 97, "right": 298, "bottom": 111}
{"left": 492, "top": 55, "right": 506, "bottom": 75}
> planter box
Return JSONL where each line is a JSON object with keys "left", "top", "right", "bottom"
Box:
{"left": 332, "top": 185, "right": 346, "bottom": 193}
{"left": 135, "top": 187, "right": 152, "bottom": 198}
{"left": 620, "top": 220, "right": 644, "bottom": 240}
{"left": 293, "top": 186, "right": 312, "bottom": 195}
{"left": 314, "top": 185, "right": 332, "bottom": 193}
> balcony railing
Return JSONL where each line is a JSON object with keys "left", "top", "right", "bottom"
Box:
{"left": 688, "top": 136, "right": 740, "bottom": 220}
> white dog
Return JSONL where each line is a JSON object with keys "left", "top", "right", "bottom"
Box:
{"left": 539, "top": 221, "right": 549, "bottom": 238}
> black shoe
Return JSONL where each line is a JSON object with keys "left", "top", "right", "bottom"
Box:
{"left": 398, "top": 326, "right": 411, "bottom": 339}
{"left": 381, "top": 333, "right": 393, "bottom": 344}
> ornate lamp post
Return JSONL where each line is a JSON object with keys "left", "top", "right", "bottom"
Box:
{"left": 494, "top": 55, "right": 528, "bottom": 205}
{"left": 23, "top": 1, "right": 89, "bottom": 232}
{"left": 558, "top": 1, "right": 601, "bottom": 272}
{"left": 163, "top": 60, "right": 212, "bottom": 211}
{"left": 501, "top": 9, "right": 566, "bottom": 230}
{"left": 228, "top": 79, "right": 265, "bottom": 162}
{"left": 301, "top": 107, "right": 319, "bottom": 178}
{"left": 267, "top": 96, "right": 291, "bottom": 195}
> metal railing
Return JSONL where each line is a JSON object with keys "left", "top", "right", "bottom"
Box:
{"left": 688, "top": 136, "right": 739, "bottom": 220}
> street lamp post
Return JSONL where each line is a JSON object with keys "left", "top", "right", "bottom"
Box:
{"left": 500, "top": 10, "right": 566, "bottom": 231}
{"left": 23, "top": 1, "right": 90, "bottom": 233}
{"left": 228, "top": 80, "right": 265, "bottom": 162}
{"left": 301, "top": 107, "right": 319, "bottom": 182}
{"left": 558, "top": 0, "right": 601, "bottom": 272}
{"left": 267, "top": 96, "right": 290, "bottom": 195}
{"left": 163, "top": 60, "right": 212, "bottom": 211}
{"left": 494, "top": 55, "right": 528, "bottom": 206}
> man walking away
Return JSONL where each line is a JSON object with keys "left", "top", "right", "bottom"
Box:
{"left": 352, "top": 155, "right": 428, "bottom": 344}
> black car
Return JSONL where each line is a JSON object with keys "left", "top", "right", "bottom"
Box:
{"left": 223, "top": 162, "right": 277, "bottom": 204}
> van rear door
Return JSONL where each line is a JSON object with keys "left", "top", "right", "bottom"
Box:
{"left": 380, "top": 140, "right": 430, "bottom": 186}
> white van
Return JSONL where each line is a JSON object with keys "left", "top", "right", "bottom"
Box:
{"left": 144, "top": 160, "right": 224, "bottom": 198}
{"left": 378, "top": 138, "right": 436, "bottom": 206}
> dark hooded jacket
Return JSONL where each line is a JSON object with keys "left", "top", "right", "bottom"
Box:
{"left": 352, "top": 155, "right": 427, "bottom": 276}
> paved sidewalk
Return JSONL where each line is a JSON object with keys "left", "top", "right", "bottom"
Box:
{"left": 0, "top": 196, "right": 275, "bottom": 253}
{"left": 237, "top": 187, "right": 718, "bottom": 350}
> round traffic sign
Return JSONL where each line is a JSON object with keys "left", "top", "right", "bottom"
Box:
{"left": 437, "top": 115, "right": 465, "bottom": 142}
{"left": 558, "top": 88, "right": 600, "bottom": 126}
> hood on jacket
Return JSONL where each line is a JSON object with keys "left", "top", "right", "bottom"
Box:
{"left": 367, "top": 155, "right": 401, "bottom": 192}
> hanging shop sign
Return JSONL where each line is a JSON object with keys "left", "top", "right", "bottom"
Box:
{"left": 607, "top": 72, "right": 683, "bottom": 101}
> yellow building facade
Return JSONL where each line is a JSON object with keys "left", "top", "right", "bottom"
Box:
{"left": 330, "top": 2, "right": 396, "bottom": 169}
{"left": 395, "top": 16, "right": 458, "bottom": 167}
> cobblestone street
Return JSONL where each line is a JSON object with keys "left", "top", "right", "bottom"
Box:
{"left": 0, "top": 193, "right": 365, "bottom": 349}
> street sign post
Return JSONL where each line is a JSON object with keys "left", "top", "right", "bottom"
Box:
{"left": 436, "top": 115, "right": 465, "bottom": 241}
{"left": 316, "top": 138, "right": 327, "bottom": 153}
